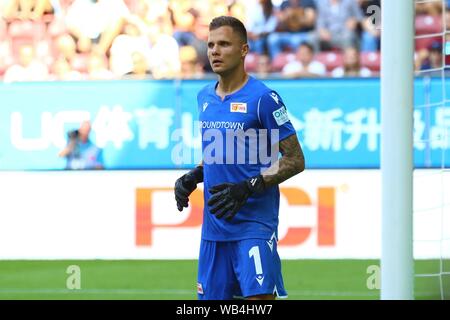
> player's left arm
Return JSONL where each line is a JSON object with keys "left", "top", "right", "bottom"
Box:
{"left": 207, "top": 135, "right": 305, "bottom": 220}
{"left": 207, "top": 91, "right": 305, "bottom": 220}
{"left": 261, "top": 134, "right": 305, "bottom": 188}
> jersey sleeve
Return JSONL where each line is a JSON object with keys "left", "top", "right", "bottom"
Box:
{"left": 257, "top": 90, "right": 297, "bottom": 143}
{"left": 197, "top": 85, "right": 210, "bottom": 113}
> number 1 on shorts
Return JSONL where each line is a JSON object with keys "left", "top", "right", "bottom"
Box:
{"left": 249, "top": 246, "right": 263, "bottom": 275}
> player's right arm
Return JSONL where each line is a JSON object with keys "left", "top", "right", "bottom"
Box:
{"left": 58, "top": 139, "right": 76, "bottom": 158}
{"left": 174, "top": 161, "right": 203, "bottom": 212}
{"left": 175, "top": 88, "right": 209, "bottom": 211}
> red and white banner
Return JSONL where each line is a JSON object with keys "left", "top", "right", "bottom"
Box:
{"left": 0, "top": 170, "right": 448, "bottom": 259}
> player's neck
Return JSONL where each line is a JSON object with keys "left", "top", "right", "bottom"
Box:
{"left": 216, "top": 70, "right": 249, "bottom": 100}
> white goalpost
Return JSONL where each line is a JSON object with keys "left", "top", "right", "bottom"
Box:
{"left": 381, "top": 0, "right": 415, "bottom": 300}
{"left": 382, "top": 0, "right": 450, "bottom": 300}
{"left": 413, "top": 0, "right": 450, "bottom": 300}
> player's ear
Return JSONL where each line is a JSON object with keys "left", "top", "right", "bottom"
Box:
{"left": 241, "top": 43, "right": 249, "bottom": 58}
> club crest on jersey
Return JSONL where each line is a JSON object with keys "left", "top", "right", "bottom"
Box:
{"left": 197, "top": 282, "right": 204, "bottom": 294}
{"left": 230, "top": 102, "right": 247, "bottom": 113}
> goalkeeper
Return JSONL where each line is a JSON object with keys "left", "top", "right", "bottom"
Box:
{"left": 174, "top": 16, "right": 305, "bottom": 300}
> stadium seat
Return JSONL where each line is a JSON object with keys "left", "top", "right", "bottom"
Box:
{"left": 360, "top": 51, "right": 381, "bottom": 72}
{"left": 8, "top": 20, "right": 46, "bottom": 57}
{"left": 315, "top": 51, "right": 344, "bottom": 72}
{"left": 415, "top": 15, "right": 442, "bottom": 36}
{"left": 271, "top": 52, "right": 296, "bottom": 72}
{"left": 415, "top": 36, "right": 443, "bottom": 51}
{"left": 8, "top": 20, "right": 46, "bottom": 40}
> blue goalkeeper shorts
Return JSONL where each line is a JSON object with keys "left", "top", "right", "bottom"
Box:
{"left": 197, "top": 236, "right": 288, "bottom": 300}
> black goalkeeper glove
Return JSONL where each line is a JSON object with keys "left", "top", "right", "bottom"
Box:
{"left": 207, "top": 175, "right": 265, "bottom": 221}
{"left": 174, "top": 166, "right": 203, "bottom": 212}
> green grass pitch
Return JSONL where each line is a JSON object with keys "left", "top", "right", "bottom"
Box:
{"left": 0, "top": 260, "right": 447, "bottom": 300}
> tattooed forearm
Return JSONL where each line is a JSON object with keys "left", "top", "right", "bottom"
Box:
{"left": 261, "top": 134, "right": 305, "bottom": 188}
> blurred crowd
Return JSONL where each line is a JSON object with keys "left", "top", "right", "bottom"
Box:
{"left": 0, "top": 0, "right": 448, "bottom": 82}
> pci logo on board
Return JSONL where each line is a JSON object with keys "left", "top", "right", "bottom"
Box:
{"left": 135, "top": 187, "right": 336, "bottom": 247}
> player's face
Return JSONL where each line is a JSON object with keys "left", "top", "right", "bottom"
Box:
{"left": 79, "top": 121, "right": 91, "bottom": 140}
{"left": 207, "top": 26, "right": 248, "bottom": 75}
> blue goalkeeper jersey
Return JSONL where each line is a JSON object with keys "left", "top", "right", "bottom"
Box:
{"left": 197, "top": 76, "right": 297, "bottom": 241}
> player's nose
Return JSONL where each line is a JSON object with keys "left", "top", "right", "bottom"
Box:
{"left": 210, "top": 45, "right": 220, "bottom": 56}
